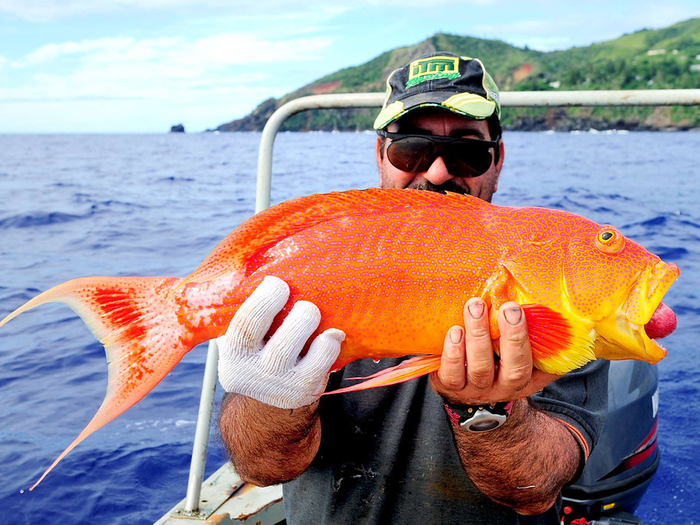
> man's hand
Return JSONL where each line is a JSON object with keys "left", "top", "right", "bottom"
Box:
{"left": 430, "top": 299, "right": 561, "bottom": 405}
{"left": 217, "top": 276, "right": 344, "bottom": 409}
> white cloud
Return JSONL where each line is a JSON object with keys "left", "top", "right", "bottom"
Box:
{"left": 0, "top": 0, "right": 349, "bottom": 22}
{"left": 3, "top": 32, "right": 334, "bottom": 107}
{"left": 0, "top": 0, "right": 213, "bottom": 21}
{"left": 0, "top": 0, "right": 499, "bottom": 22}
{"left": 18, "top": 37, "right": 136, "bottom": 66}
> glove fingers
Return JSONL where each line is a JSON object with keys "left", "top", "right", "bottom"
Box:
{"left": 262, "top": 301, "right": 321, "bottom": 372}
{"left": 221, "top": 276, "right": 290, "bottom": 355}
{"left": 296, "top": 329, "right": 345, "bottom": 380}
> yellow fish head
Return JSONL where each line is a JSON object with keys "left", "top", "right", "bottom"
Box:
{"left": 562, "top": 222, "right": 679, "bottom": 364}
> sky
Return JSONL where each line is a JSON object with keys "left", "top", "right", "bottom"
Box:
{"left": 0, "top": 0, "right": 698, "bottom": 133}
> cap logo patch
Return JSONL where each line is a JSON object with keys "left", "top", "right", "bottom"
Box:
{"left": 406, "top": 56, "right": 460, "bottom": 88}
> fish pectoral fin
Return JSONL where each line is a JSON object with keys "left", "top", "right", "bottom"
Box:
{"left": 522, "top": 304, "right": 596, "bottom": 375}
{"left": 484, "top": 264, "right": 520, "bottom": 312}
{"left": 324, "top": 355, "right": 442, "bottom": 395}
{"left": 482, "top": 265, "right": 520, "bottom": 339}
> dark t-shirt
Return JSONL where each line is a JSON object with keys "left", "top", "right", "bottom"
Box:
{"left": 283, "top": 358, "right": 609, "bottom": 524}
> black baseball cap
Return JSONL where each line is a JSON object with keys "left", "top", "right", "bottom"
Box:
{"left": 373, "top": 51, "right": 501, "bottom": 130}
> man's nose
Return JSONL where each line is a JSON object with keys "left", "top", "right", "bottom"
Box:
{"left": 423, "top": 156, "right": 454, "bottom": 185}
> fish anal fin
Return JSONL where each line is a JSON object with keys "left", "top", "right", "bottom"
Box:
{"left": 324, "top": 355, "right": 442, "bottom": 395}
{"left": 521, "top": 304, "right": 596, "bottom": 375}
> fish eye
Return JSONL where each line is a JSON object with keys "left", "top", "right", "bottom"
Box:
{"left": 595, "top": 226, "right": 625, "bottom": 255}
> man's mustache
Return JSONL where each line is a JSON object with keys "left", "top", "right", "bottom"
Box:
{"left": 407, "top": 179, "right": 470, "bottom": 195}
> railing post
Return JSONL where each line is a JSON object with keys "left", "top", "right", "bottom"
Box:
{"left": 184, "top": 339, "right": 220, "bottom": 513}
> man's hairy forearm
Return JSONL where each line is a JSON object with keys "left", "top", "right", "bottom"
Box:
{"left": 219, "top": 394, "right": 321, "bottom": 486}
{"left": 452, "top": 398, "right": 581, "bottom": 515}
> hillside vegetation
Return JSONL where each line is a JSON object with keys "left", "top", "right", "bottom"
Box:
{"left": 215, "top": 18, "right": 700, "bottom": 132}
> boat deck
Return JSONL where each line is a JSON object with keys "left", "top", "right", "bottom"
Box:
{"left": 155, "top": 463, "right": 283, "bottom": 524}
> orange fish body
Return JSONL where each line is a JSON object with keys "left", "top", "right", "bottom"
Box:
{"left": 0, "top": 188, "right": 679, "bottom": 489}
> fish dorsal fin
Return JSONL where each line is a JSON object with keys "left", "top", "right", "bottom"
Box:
{"left": 183, "top": 188, "right": 487, "bottom": 284}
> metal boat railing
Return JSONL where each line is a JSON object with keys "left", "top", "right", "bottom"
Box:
{"left": 158, "top": 88, "right": 700, "bottom": 523}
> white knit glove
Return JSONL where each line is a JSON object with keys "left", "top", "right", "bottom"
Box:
{"left": 217, "top": 276, "right": 345, "bottom": 409}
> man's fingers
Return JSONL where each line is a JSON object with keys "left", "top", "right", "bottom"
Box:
{"left": 463, "top": 298, "right": 495, "bottom": 390}
{"left": 221, "top": 276, "right": 290, "bottom": 355}
{"left": 296, "top": 328, "right": 345, "bottom": 385}
{"left": 435, "top": 326, "right": 467, "bottom": 391}
{"left": 495, "top": 302, "right": 533, "bottom": 394}
{"left": 262, "top": 300, "right": 321, "bottom": 372}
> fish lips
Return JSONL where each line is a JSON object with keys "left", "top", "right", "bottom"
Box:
{"left": 595, "top": 261, "right": 679, "bottom": 364}
{"left": 624, "top": 261, "right": 680, "bottom": 327}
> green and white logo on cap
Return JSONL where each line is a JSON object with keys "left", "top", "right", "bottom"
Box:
{"left": 406, "top": 55, "right": 461, "bottom": 88}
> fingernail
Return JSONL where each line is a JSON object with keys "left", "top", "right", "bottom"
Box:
{"left": 449, "top": 326, "right": 463, "bottom": 345}
{"left": 504, "top": 306, "right": 522, "bottom": 325}
{"left": 468, "top": 300, "right": 484, "bottom": 319}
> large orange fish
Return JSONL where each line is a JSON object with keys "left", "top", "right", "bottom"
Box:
{"left": 0, "top": 188, "right": 679, "bottom": 490}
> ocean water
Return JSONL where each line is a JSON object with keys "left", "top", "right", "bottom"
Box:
{"left": 0, "top": 131, "right": 698, "bottom": 524}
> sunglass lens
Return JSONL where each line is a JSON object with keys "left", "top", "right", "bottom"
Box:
{"left": 446, "top": 143, "right": 493, "bottom": 177}
{"left": 387, "top": 137, "right": 436, "bottom": 173}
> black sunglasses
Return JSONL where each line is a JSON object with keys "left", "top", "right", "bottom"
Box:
{"left": 377, "top": 130, "right": 499, "bottom": 178}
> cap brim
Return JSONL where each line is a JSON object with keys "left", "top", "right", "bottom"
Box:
{"left": 373, "top": 92, "right": 497, "bottom": 130}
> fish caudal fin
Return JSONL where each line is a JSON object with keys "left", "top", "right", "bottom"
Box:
{"left": 522, "top": 304, "right": 596, "bottom": 375}
{"left": 0, "top": 276, "right": 195, "bottom": 491}
{"left": 326, "top": 355, "right": 442, "bottom": 395}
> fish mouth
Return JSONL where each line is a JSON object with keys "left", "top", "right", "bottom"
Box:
{"left": 594, "top": 261, "right": 679, "bottom": 364}
{"left": 625, "top": 260, "right": 680, "bottom": 326}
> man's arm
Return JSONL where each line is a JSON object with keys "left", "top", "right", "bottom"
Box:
{"left": 216, "top": 277, "right": 343, "bottom": 486}
{"left": 219, "top": 395, "right": 322, "bottom": 486}
{"left": 430, "top": 299, "right": 583, "bottom": 515}
{"left": 449, "top": 399, "right": 580, "bottom": 514}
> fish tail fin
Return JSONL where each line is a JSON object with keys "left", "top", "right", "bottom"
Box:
{"left": 325, "top": 355, "right": 442, "bottom": 395}
{"left": 1, "top": 276, "right": 198, "bottom": 491}
{"left": 522, "top": 304, "right": 596, "bottom": 375}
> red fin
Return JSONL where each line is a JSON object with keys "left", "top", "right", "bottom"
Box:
{"left": 324, "top": 355, "right": 442, "bottom": 395}
{"left": 522, "top": 304, "right": 596, "bottom": 375}
{"left": 0, "top": 276, "right": 196, "bottom": 490}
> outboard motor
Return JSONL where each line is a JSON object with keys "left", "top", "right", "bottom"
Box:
{"left": 561, "top": 361, "right": 660, "bottom": 524}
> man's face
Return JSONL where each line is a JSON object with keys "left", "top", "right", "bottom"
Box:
{"left": 376, "top": 109, "right": 504, "bottom": 202}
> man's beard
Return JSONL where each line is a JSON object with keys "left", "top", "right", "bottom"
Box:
{"left": 406, "top": 179, "right": 470, "bottom": 195}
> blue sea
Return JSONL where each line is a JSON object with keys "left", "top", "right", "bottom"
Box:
{"left": 0, "top": 131, "right": 698, "bottom": 524}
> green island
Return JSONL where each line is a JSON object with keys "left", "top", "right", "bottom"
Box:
{"left": 215, "top": 17, "right": 700, "bottom": 132}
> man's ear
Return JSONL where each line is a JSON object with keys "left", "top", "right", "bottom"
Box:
{"left": 495, "top": 140, "right": 505, "bottom": 172}
{"left": 376, "top": 137, "right": 385, "bottom": 188}
{"left": 493, "top": 140, "right": 505, "bottom": 193}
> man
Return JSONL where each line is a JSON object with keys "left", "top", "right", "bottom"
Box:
{"left": 217, "top": 52, "right": 608, "bottom": 524}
